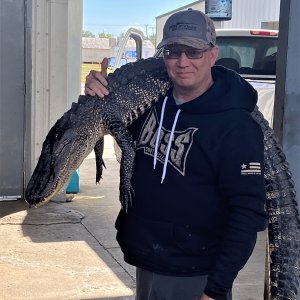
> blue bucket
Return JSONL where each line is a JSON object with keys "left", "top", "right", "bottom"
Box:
{"left": 66, "top": 169, "right": 80, "bottom": 193}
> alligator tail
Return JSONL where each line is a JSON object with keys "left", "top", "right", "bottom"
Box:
{"left": 251, "top": 106, "right": 300, "bottom": 300}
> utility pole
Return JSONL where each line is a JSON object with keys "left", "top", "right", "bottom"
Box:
{"left": 273, "top": 2, "right": 300, "bottom": 297}
{"left": 274, "top": 0, "right": 300, "bottom": 197}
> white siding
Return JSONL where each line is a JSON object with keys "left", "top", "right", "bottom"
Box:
{"left": 31, "top": 0, "right": 83, "bottom": 173}
{"left": 155, "top": 0, "right": 280, "bottom": 47}
{"left": 223, "top": 0, "right": 280, "bottom": 29}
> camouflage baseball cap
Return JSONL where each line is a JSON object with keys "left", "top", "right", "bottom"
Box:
{"left": 157, "top": 9, "right": 216, "bottom": 50}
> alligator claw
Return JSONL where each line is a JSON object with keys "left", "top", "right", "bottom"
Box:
{"left": 119, "top": 181, "right": 135, "bottom": 212}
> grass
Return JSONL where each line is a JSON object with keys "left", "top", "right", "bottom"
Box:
{"left": 81, "top": 63, "right": 101, "bottom": 83}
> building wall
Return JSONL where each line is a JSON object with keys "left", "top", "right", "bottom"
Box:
{"left": 82, "top": 39, "right": 155, "bottom": 63}
{"left": 81, "top": 37, "right": 114, "bottom": 63}
{"left": 67, "top": 0, "right": 83, "bottom": 107}
{"left": 155, "top": 0, "right": 280, "bottom": 47}
{"left": 29, "top": 0, "right": 83, "bottom": 179}
{"left": 82, "top": 48, "right": 113, "bottom": 64}
{"left": 223, "top": 0, "right": 280, "bottom": 29}
{"left": 1, "top": 0, "right": 84, "bottom": 195}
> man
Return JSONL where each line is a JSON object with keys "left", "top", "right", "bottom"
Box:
{"left": 85, "top": 9, "right": 267, "bottom": 300}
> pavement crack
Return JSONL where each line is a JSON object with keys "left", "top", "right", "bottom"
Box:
{"left": 79, "top": 219, "right": 135, "bottom": 281}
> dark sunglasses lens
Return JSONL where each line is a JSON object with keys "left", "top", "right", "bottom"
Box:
{"left": 164, "top": 50, "right": 180, "bottom": 59}
{"left": 186, "top": 50, "right": 203, "bottom": 59}
{"left": 163, "top": 49, "right": 205, "bottom": 59}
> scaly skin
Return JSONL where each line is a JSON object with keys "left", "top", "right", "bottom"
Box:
{"left": 25, "top": 57, "right": 170, "bottom": 210}
{"left": 252, "top": 107, "right": 300, "bottom": 300}
{"left": 25, "top": 58, "right": 300, "bottom": 299}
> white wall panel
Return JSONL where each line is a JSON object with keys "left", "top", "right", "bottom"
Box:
{"left": 223, "top": 0, "right": 281, "bottom": 29}
{"left": 30, "top": 0, "right": 83, "bottom": 176}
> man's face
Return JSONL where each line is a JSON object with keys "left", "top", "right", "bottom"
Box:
{"left": 163, "top": 44, "right": 219, "bottom": 93}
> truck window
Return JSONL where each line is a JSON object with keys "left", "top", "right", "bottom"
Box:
{"left": 216, "top": 36, "right": 278, "bottom": 78}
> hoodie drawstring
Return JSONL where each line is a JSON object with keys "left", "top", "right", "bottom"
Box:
{"left": 153, "top": 96, "right": 181, "bottom": 183}
{"left": 153, "top": 96, "right": 168, "bottom": 170}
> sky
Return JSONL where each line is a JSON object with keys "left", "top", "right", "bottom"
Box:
{"left": 83, "top": 0, "right": 195, "bottom": 37}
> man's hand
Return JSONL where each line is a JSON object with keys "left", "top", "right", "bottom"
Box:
{"left": 200, "top": 294, "right": 215, "bottom": 300}
{"left": 84, "top": 57, "right": 109, "bottom": 97}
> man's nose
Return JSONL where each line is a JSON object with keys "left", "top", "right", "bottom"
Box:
{"left": 177, "top": 52, "right": 190, "bottom": 65}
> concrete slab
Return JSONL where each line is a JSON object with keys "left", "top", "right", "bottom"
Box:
{"left": 0, "top": 222, "right": 135, "bottom": 300}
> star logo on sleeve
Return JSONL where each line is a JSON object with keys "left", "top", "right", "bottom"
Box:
{"left": 241, "top": 162, "right": 261, "bottom": 175}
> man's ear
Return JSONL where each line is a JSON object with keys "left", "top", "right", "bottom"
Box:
{"left": 210, "top": 46, "right": 219, "bottom": 66}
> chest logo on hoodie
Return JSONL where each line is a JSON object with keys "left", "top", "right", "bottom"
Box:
{"left": 136, "top": 108, "right": 198, "bottom": 176}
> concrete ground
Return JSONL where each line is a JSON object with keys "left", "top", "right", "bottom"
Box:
{"left": 0, "top": 136, "right": 266, "bottom": 300}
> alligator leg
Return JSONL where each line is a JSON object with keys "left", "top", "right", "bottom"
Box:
{"left": 109, "top": 121, "right": 135, "bottom": 212}
{"left": 94, "top": 137, "right": 106, "bottom": 183}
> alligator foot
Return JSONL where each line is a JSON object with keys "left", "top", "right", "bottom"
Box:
{"left": 119, "top": 181, "right": 135, "bottom": 212}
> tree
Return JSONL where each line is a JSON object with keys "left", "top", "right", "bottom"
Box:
{"left": 98, "top": 32, "right": 114, "bottom": 38}
{"left": 82, "top": 30, "right": 95, "bottom": 37}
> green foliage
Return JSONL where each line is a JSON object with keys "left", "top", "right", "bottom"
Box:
{"left": 82, "top": 30, "right": 95, "bottom": 38}
{"left": 98, "top": 32, "right": 114, "bottom": 38}
{"left": 81, "top": 63, "right": 100, "bottom": 83}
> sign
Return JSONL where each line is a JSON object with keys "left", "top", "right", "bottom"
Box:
{"left": 125, "top": 50, "right": 137, "bottom": 58}
{"left": 205, "top": 0, "right": 232, "bottom": 21}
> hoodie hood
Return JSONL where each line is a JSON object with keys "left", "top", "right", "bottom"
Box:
{"left": 170, "top": 65, "right": 258, "bottom": 114}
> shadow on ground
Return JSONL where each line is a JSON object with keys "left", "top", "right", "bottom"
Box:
{"left": 0, "top": 154, "right": 136, "bottom": 300}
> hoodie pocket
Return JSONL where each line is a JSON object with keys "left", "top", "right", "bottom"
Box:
{"left": 172, "top": 223, "right": 221, "bottom": 256}
{"left": 115, "top": 211, "right": 176, "bottom": 257}
{"left": 115, "top": 211, "right": 220, "bottom": 258}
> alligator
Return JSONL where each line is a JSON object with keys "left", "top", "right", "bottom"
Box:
{"left": 25, "top": 57, "right": 170, "bottom": 211}
{"left": 25, "top": 57, "right": 300, "bottom": 299}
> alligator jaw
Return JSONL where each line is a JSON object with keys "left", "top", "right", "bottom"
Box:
{"left": 25, "top": 159, "right": 74, "bottom": 207}
{"left": 26, "top": 184, "right": 62, "bottom": 208}
{"left": 25, "top": 129, "right": 95, "bottom": 207}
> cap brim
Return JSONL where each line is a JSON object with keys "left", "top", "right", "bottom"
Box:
{"left": 157, "top": 37, "right": 212, "bottom": 50}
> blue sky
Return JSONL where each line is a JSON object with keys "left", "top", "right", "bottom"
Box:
{"left": 83, "top": 0, "right": 195, "bottom": 37}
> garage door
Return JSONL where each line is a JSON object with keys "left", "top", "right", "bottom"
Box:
{"left": 0, "top": 0, "right": 25, "bottom": 199}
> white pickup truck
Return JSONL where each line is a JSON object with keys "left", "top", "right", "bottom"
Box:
{"left": 215, "top": 29, "right": 278, "bottom": 127}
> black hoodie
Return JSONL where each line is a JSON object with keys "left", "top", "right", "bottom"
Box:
{"left": 115, "top": 66, "right": 267, "bottom": 299}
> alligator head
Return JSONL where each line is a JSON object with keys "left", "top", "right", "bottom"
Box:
{"left": 25, "top": 105, "right": 99, "bottom": 207}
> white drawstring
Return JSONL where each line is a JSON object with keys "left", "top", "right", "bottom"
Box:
{"left": 153, "top": 96, "right": 181, "bottom": 183}
{"left": 161, "top": 109, "right": 181, "bottom": 183}
{"left": 153, "top": 96, "right": 168, "bottom": 169}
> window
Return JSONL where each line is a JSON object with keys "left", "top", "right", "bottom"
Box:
{"left": 216, "top": 36, "right": 278, "bottom": 78}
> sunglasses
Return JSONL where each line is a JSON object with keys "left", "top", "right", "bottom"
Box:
{"left": 163, "top": 48, "right": 210, "bottom": 59}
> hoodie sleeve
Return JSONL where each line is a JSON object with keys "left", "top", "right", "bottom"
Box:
{"left": 204, "top": 115, "right": 267, "bottom": 299}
